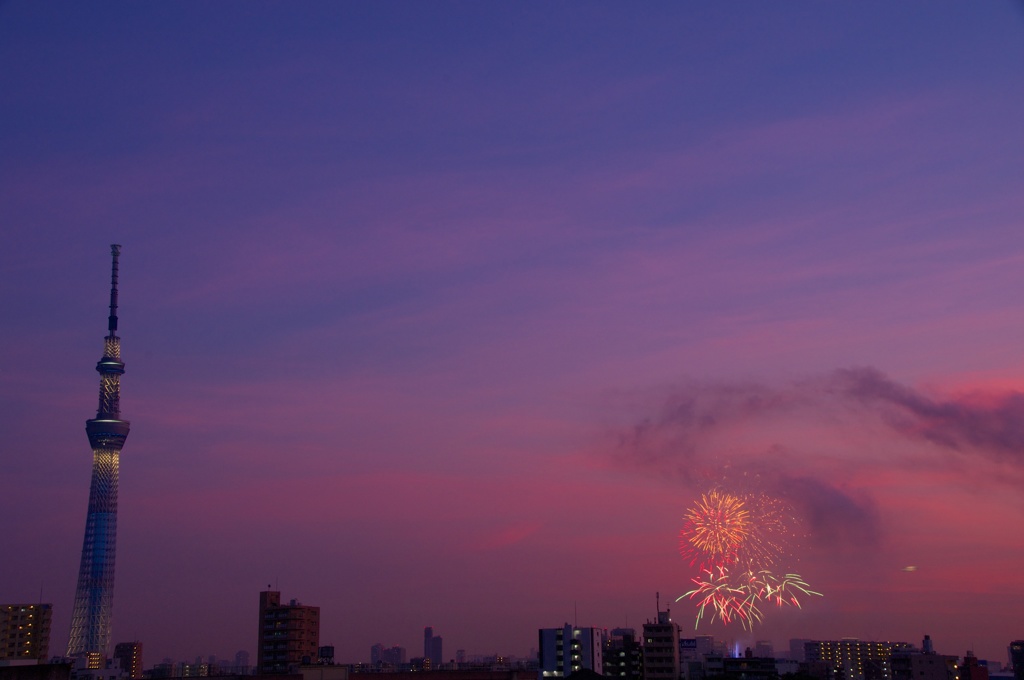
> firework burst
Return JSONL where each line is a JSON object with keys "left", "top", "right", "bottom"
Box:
{"left": 677, "top": 487, "right": 821, "bottom": 629}
{"left": 679, "top": 490, "right": 750, "bottom": 568}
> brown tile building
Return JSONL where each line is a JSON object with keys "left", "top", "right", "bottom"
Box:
{"left": 257, "top": 591, "right": 320, "bottom": 675}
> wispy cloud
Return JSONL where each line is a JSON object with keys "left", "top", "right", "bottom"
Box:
{"left": 832, "top": 367, "right": 1024, "bottom": 463}
{"left": 615, "top": 367, "right": 1024, "bottom": 467}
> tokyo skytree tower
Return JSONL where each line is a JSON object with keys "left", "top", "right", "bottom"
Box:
{"left": 67, "top": 245, "right": 131, "bottom": 659}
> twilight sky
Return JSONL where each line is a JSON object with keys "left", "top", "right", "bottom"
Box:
{"left": 1, "top": 1, "right": 1023, "bottom": 668}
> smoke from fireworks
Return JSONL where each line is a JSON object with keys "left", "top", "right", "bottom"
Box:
{"left": 677, "top": 488, "right": 820, "bottom": 629}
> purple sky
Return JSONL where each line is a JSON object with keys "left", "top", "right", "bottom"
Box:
{"left": 2, "top": 1, "right": 1023, "bottom": 668}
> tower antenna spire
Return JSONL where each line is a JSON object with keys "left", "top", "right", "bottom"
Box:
{"left": 108, "top": 244, "right": 121, "bottom": 336}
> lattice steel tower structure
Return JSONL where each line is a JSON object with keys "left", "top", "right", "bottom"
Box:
{"left": 67, "top": 245, "right": 131, "bottom": 660}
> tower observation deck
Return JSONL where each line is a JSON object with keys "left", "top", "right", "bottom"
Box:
{"left": 67, "top": 245, "right": 131, "bottom": 660}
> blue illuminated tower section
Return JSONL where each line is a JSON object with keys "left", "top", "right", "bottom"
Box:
{"left": 67, "top": 245, "right": 131, "bottom": 660}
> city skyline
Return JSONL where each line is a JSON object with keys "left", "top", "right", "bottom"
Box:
{"left": 1, "top": 1, "right": 1022, "bottom": 668}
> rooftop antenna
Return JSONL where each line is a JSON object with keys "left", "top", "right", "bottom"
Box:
{"left": 656, "top": 592, "right": 660, "bottom": 614}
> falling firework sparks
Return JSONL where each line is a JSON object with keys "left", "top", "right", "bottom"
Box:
{"left": 679, "top": 565, "right": 763, "bottom": 630}
{"left": 734, "top": 493, "right": 793, "bottom": 570}
{"left": 751, "top": 570, "right": 822, "bottom": 607}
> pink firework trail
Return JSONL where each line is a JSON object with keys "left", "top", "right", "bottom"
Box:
{"left": 679, "top": 565, "right": 763, "bottom": 630}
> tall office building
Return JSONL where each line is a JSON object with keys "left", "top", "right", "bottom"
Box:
{"left": 603, "top": 628, "right": 642, "bottom": 680}
{"left": 539, "top": 624, "right": 603, "bottom": 678}
{"left": 256, "top": 591, "right": 320, "bottom": 674}
{"left": 424, "top": 627, "right": 443, "bottom": 668}
{"left": 1, "top": 604, "right": 52, "bottom": 661}
{"left": 642, "top": 610, "right": 680, "bottom": 680}
{"left": 68, "top": 245, "right": 132, "bottom": 660}
{"left": 113, "top": 641, "right": 143, "bottom": 679}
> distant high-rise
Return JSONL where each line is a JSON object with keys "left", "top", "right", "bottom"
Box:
{"left": 1, "top": 604, "right": 52, "bottom": 661}
{"left": 256, "top": 591, "right": 320, "bottom": 674}
{"left": 789, "top": 640, "right": 812, "bottom": 663}
{"left": 67, "top": 245, "right": 131, "bottom": 660}
{"left": 113, "top": 641, "right": 143, "bottom": 679}
{"left": 424, "top": 627, "right": 443, "bottom": 668}
{"left": 371, "top": 643, "right": 407, "bottom": 667}
{"left": 695, "top": 636, "right": 718, "bottom": 660}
